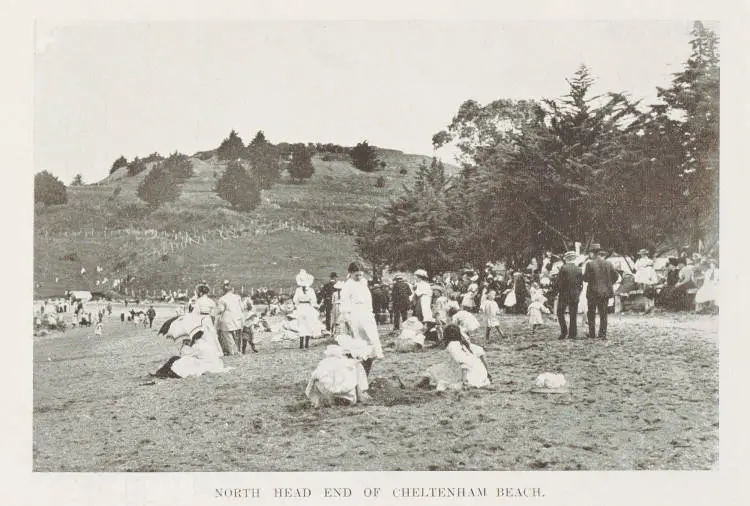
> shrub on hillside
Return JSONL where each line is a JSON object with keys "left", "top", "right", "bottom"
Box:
{"left": 127, "top": 157, "right": 147, "bottom": 177}
{"left": 60, "top": 252, "right": 79, "bottom": 262}
{"left": 143, "top": 152, "right": 163, "bottom": 163}
{"left": 217, "top": 130, "right": 246, "bottom": 161}
{"left": 162, "top": 151, "right": 193, "bottom": 181}
{"left": 375, "top": 176, "right": 386, "bottom": 188}
{"left": 137, "top": 163, "right": 181, "bottom": 207}
{"left": 399, "top": 167, "right": 408, "bottom": 175}
{"left": 351, "top": 140, "right": 380, "bottom": 172}
{"left": 34, "top": 170, "right": 68, "bottom": 206}
{"left": 246, "top": 130, "right": 281, "bottom": 189}
{"left": 70, "top": 173, "right": 84, "bottom": 186}
{"left": 110, "top": 155, "right": 128, "bottom": 174}
{"left": 215, "top": 160, "right": 261, "bottom": 212}
{"left": 288, "top": 145, "right": 314, "bottom": 182}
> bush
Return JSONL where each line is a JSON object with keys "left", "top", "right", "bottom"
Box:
{"left": 110, "top": 155, "right": 128, "bottom": 174}
{"left": 60, "top": 252, "right": 79, "bottom": 262}
{"left": 375, "top": 176, "right": 386, "bottom": 188}
{"left": 143, "top": 152, "right": 163, "bottom": 163}
{"left": 215, "top": 160, "right": 261, "bottom": 212}
{"left": 399, "top": 168, "right": 408, "bottom": 175}
{"left": 288, "top": 145, "right": 314, "bottom": 182}
{"left": 137, "top": 163, "right": 181, "bottom": 207}
{"left": 34, "top": 171, "right": 68, "bottom": 206}
{"left": 162, "top": 151, "right": 193, "bottom": 181}
{"left": 380, "top": 161, "right": 387, "bottom": 168}
{"left": 217, "top": 130, "right": 246, "bottom": 161}
{"left": 351, "top": 140, "right": 379, "bottom": 172}
{"left": 127, "top": 157, "right": 147, "bottom": 177}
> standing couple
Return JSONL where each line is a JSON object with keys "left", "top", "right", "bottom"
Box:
{"left": 557, "top": 244, "right": 618, "bottom": 340}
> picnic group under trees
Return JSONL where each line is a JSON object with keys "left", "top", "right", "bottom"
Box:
{"left": 148, "top": 229, "right": 718, "bottom": 408}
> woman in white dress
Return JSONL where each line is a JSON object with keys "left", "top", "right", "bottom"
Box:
{"left": 293, "top": 269, "right": 321, "bottom": 350}
{"left": 191, "top": 282, "right": 223, "bottom": 357}
{"left": 339, "top": 262, "right": 384, "bottom": 376}
{"left": 420, "top": 324, "right": 491, "bottom": 391}
{"left": 695, "top": 258, "right": 719, "bottom": 311}
{"left": 152, "top": 312, "right": 228, "bottom": 378}
{"left": 413, "top": 269, "right": 434, "bottom": 323}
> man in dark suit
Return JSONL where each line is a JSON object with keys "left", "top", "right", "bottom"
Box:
{"left": 557, "top": 251, "right": 583, "bottom": 340}
{"left": 391, "top": 274, "right": 412, "bottom": 331}
{"left": 583, "top": 244, "right": 619, "bottom": 339}
{"left": 319, "top": 272, "right": 339, "bottom": 332}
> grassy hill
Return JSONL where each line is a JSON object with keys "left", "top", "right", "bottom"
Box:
{"left": 34, "top": 148, "right": 457, "bottom": 298}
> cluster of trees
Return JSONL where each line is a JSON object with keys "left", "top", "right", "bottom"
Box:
{"left": 215, "top": 130, "right": 308, "bottom": 189}
{"left": 350, "top": 140, "right": 381, "bottom": 172}
{"left": 137, "top": 151, "right": 194, "bottom": 207}
{"left": 358, "top": 22, "right": 719, "bottom": 274}
{"left": 214, "top": 160, "right": 261, "bottom": 211}
{"left": 34, "top": 170, "right": 68, "bottom": 206}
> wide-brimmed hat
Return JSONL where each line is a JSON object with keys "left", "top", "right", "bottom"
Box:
{"left": 637, "top": 248, "right": 649, "bottom": 256}
{"left": 563, "top": 251, "right": 578, "bottom": 262}
{"left": 295, "top": 269, "right": 314, "bottom": 287}
{"left": 588, "top": 243, "right": 602, "bottom": 252}
{"left": 414, "top": 269, "right": 429, "bottom": 279}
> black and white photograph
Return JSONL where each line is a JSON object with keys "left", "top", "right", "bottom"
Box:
{"left": 7, "top": 0, "right": 749, "bottom": 500}
{"left": 28, "top": 17, "right": 724, "bottom": 476}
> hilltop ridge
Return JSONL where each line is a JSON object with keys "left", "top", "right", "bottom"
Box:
{"left": 34, "top": 147, "right": 457, "bottom": 298}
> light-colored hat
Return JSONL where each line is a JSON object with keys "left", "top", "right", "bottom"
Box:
{"left": 563, "top": 251, "right": 578, "bottom": 262}
{"left": 589, "top": 243, "right": 602, "bottom": 252}
{"left": 470, "top": 274, "right": 479, "bottom": 282}
{"left": 638, "top": 249, "right": 649, "bottom": 256}
{"left": 295, "top": 269, "right": 314, "bottom": 287}
{"left": 414, "top": 269, "right": 428, "bottom": 279}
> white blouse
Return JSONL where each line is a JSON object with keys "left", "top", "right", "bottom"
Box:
{"left": 340, "top": 278, "right": 373, "bottom": 315}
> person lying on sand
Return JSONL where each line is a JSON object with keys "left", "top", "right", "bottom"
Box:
{"left": 416, "top": 324, "right": 491, "bottom": 391}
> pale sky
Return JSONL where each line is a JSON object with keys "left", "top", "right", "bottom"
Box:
{"left": 34, "top": 20, "right": 713, "bottom": 184}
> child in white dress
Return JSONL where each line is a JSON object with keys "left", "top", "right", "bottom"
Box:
{"left": 527, "top": 282, "right": 550, "bottom": 332}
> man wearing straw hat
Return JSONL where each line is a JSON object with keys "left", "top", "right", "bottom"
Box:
{"left": 556, "top": 251, "right": 583, "bottom": 340}
{"left": 583, "top": 244, "right": 618, "bottom": 340}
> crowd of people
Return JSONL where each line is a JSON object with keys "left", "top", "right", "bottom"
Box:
{"left": 38, "top": 243, "right": 718, "bottom": 408}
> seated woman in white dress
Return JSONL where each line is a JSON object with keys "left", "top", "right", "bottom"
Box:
{"left": 393, "top": 316, "right": 426, "bottom": 352}
{"left": 305, "top": 344, "right": 371, "bottom": 407}
{"left": 152, "top": 312, "right": 228, "bottom": 378}
{"left": 418, "top": 324, "right": 491, "bottom": 391}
